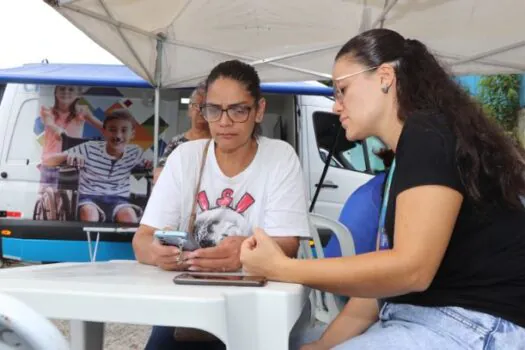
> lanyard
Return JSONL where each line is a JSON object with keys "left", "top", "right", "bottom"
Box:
{"left": 377, "top": 159, "right": 396, "bottom": 251}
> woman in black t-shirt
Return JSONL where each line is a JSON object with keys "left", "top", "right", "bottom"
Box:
{"left": 240, "top": 28, "right": 525, "bottom": 350}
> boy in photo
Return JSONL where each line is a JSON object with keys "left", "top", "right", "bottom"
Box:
{"left": 43, "top": 109, "right": 152, "bottom": 223}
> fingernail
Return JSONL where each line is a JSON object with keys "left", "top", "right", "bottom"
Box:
{"left": 188, "top": 266, "right": 198, "bottom": 271}
{"left": 186, "top": 260, "right": 194, "bottom": 265}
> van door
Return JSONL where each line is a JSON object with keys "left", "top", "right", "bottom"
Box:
{"left": 0, "top": 84, "right": 42, "bottom": 218}
{"left": 302, "top": 105, "right": 386, "bottom": 221}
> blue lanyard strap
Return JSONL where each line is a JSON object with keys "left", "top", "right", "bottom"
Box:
{"left": 377, "top": 158, "right": 396, "bottom": 251}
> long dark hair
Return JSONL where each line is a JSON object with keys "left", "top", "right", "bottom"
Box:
{"left": 336, "top": 29, "right": 525, "bottom": 209}
{"left": 205, "top": 60, "right": 262, "bottom": 137}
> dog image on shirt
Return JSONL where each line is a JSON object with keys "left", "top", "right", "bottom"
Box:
{"left": 192, "top": 190, "right": 255, "bottom": 247}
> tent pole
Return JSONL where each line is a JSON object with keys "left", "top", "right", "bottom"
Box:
{"left": 160, "top": 0, "right": 400, "bottom": 85}
{"left": 153, "top": 37, "right": 164, "bottom": 168}
{"left": 71, "top": 1, "right": 155, "bottom": 83}
{"left": 372, "top": 0, "right": 398, "bottom": 29}
{"left": 436, "top": 53, "right": 525, "bottom": 71}
{"left": 97, "top": 0, "right": 153, "bottom": 81}
{"left": 450, "top": 40, "right": 525, "bottom": 67}
{"left": 63, "top": 3, "right": 331, "bottom": 79}
{"left": 154, "top": 87, "right": 160, "bottom": 167}
{"left": 358, "top": 0, "right": 371, "bottom": 33}
{"left": 173, "top": 65, "right": 330, "bottom": 87}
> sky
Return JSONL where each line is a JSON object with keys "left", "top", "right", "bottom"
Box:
{"left": 0, "top": 0, "right": 122, "bottom": 69}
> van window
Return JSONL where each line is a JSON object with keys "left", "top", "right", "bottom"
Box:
{"left": 312, "top": 111, "right": 371, "bottom": 173}
{"left": 7, "top": 99, "right": 40, "bottom": 163}
{"left": 365, "top": 136, "right": 387, "bottom": 173}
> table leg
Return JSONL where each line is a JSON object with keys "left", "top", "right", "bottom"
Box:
{"left": 69, "top": 320, "right": 104, "bottom": 350}
{"left": 92, "top": 232, "right": 100, "bottom": 262}
{"left": 85, "top": 231, "right": 94, "bottom": 262}
{"left": 225, "top": 293, "right": 309, "bottom": 350}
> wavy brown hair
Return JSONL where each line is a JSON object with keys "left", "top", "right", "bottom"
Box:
{"left": 336, "top": 29, "right": 525, "bottom": 209}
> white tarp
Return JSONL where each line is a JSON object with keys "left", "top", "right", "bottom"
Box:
{"left": 44, "top": 0, "right": 525, "bottom": 88}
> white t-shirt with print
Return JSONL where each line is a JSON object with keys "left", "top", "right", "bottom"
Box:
{"left": 141, "top": 136, "right": 311, "bottom": 247}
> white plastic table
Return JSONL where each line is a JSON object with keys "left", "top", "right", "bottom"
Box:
{"left": 0, "top": 260, "right": 309, "bottom": 350}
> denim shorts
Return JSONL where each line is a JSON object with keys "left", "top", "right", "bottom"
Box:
{"left": 78, "top": 194, "right": 132, "bottom": 223}
{"left": 331, "top": 302, "right": 525, "bottom": 349}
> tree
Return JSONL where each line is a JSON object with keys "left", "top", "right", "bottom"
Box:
{"left": 478, "top": 74, "right": 521, "bottom": 139}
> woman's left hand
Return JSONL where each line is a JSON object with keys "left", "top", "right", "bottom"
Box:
{"left": 240, "top": 228, "right": 289, "bottom": 279}
{"left": 186, "top": 236, "right": 246, "bottom": 272}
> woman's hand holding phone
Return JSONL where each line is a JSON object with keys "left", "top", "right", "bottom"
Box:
{"left": 150, "top": 238, "right": 190, "bottom": 271}
{"left": 185, "top": 236, "right": 247, "bottom": 272}
{"left": 150, "top": 228, "right": 246, "bottom": 272}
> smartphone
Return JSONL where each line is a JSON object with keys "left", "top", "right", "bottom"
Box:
{"left": 154, "top": 230, "right": 200, "bottom": 251}
{"left": 173, "top": 273, "right": 267, "bottom": 287}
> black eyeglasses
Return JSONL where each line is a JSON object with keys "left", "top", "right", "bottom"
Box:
{"left": 200, "top": 104, "right": 255, "bottom": 123}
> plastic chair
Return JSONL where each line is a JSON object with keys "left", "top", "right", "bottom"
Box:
{"left": 0, "top": 292, "right": 69, "bottom": 350}
{"left": 299, "top": 213, "right": 356, "bottom": 324}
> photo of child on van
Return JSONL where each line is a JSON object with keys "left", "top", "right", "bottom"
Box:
{"left": 43, "top": 109, "right": 152, "bottom": 224}
{"left": 38, "top": 85, "right": 103, "bottom": 190}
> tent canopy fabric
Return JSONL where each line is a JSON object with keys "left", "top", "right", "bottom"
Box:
{"left": 0, "top": 63, "right": 149, "bottom": 88}
{"left": 44, "top": 0, "right": 525, "bottom": 88}
{"left": 0, "top": 63, "right": 333, "bottom": 96}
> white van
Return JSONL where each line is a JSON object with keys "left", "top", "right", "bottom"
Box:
{"left": 0, "top": 63, "right": 387, "bottom": 264}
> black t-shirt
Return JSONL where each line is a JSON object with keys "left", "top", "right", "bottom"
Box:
{"left": 384, "top": 110, "right": 525, "bottom": 327}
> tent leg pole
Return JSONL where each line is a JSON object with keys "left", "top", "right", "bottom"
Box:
{"left": 153, "top": 87, "right": 160, "bottom": 167}
{"left": 153, "top": 36, "right": 163, "bottom": 168}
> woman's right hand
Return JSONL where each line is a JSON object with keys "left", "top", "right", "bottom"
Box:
{"left": 150, "top": 239, "right": 189, "bottom": 271}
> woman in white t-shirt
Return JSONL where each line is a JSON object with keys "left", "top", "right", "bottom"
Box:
{"left": 133, "top": 59, "right": 311, "bottom": 350}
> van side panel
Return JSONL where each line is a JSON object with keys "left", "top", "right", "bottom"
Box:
{"left": 0, "top": 84, "right": 181, "bottom": 262}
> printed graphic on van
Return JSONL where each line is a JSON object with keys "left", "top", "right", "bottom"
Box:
{"left": 31, "top": 85, "right": 163, "bottom": 225}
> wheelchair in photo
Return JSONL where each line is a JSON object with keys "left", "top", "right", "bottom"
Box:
{"left": 33, "top": 134, "right": 153, "bottom": 223}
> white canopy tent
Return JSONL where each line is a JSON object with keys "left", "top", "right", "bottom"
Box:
{"left": 44, "top": 0, "right": 525, "bottom": 87}
{"left": 42, "top": 0, "right": 525, "bottom": 164}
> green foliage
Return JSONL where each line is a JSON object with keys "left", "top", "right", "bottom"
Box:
{"left": 478, "top": 74, "right": 521, "bottom": 136}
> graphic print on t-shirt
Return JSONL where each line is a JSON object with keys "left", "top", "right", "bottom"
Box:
{"left": 193, "top": 189, "right": 255, "bottom": 247}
